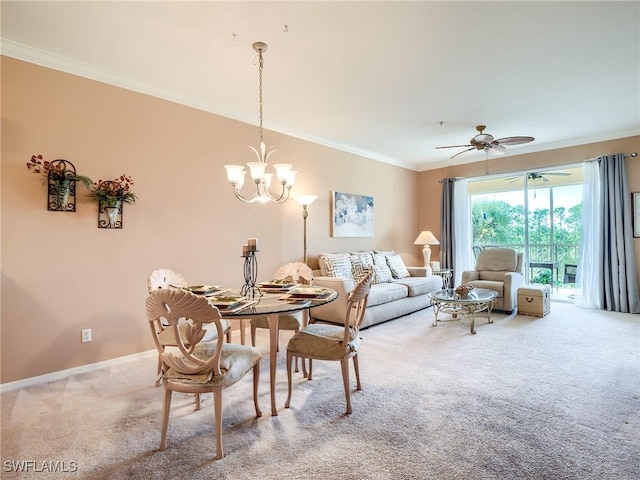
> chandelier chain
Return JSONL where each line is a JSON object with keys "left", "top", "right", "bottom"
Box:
{"left": 258, "top": 50, "right": 264, "bottom": 144}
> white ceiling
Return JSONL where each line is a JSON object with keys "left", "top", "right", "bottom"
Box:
{"left": 2, "top": 1, "right": 639, "bottom": 171}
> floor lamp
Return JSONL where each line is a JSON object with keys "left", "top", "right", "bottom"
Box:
{"left": 295, "top": 195, "right": 318, "bottom": 264}
{"left": 414, "top": 230, "right": 439, "bottom": 275}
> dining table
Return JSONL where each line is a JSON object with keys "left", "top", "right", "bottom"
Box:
{"left": 214, "top": 286, "right": 338, "bottom": 416}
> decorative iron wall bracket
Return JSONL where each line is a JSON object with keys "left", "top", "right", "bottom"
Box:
{"left": 47, "top": 159, "right": 78, "bottom": 212}
{"left": 97, "top": 181, "right": 123, "bottom": 229}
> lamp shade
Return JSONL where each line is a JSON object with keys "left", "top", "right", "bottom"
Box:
{"left": 414, "top": 231, "right": 439, "bottom": 245}
{"left": 295, "top": 194, "right": 318, "bottom": 207}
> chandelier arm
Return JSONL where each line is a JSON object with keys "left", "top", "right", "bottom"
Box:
{"left": 272, "top": 187, "right": 292, "bottom": 204}
{"left": 232, "top": 184, "right": 261, "bottom": 203}
{"left": 261, "top": 182, "right": 289, "bottom": 203}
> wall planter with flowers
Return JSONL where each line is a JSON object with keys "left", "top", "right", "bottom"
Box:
{"left": 89, "top": 174, "right": 137, "bottom": 229}
{"left": 26, "top": 154, "right": 91, "bottom": 212}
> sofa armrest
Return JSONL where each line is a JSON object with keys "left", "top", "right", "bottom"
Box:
{"left": 406, "top": 266, "right": 428, "bottom": 277}
{"left": 311, "top": 276, "right": 355, "bottom": 294}
{"left": 309, "top": 276, "right": 354, "bottom": 323}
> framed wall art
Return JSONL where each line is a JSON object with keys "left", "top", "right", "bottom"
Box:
{"left": 331, "top": 191, "right": 374, "bottom": 238}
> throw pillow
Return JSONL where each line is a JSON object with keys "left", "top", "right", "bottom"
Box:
{"left": 349, "top": 253, "right": 375, "bottom": 283}
{"left": 386, "top": 253, "right": 410, "bottom": 279}
{"left": 372, "top": 253, "right": 393, "bottom": 283}
{"left": 318, "top": 253, "right": 354, "bottom": 280}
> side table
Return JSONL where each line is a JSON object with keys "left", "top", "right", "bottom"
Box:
{"left": 432, "top": 269, "right": 453, "bottom": 289}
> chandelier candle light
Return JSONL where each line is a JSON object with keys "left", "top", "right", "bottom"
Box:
{"left": 414, "top": 231, "right": 440, "bottom": 274}
{"left": 224, "top": 42, "right": 296, "bottom": 204}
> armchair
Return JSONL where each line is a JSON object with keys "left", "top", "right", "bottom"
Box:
{"left": 461, "top": 248, "right": 524, "bottom": 312}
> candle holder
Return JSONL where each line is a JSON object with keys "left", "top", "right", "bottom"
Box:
{"left": 241, "top": 251, "right": 262, "bottom": 299}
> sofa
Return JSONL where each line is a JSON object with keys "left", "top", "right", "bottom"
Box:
{"left": 310, "top": 250, "right": 443, "bottom": 328}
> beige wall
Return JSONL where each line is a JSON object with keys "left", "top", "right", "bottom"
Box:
{"left": 2, "top": 56, "right": 638, "bottom": 384}
{"left": 1, "top": 57, "right": 420, "bottom": 383}
{"left": 417, "top": 136, "right": 640, "bottom": 286}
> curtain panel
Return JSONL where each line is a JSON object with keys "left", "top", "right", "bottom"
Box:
{"left": 440, "top": 179, "right": 455, "bottom": 272}
{"left": 440, "top": 178, "right": 472, "bottom": 286}
{"left": 599, "top": 154, "right": 640, "bottom": 313}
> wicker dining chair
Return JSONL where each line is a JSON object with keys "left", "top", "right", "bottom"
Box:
{"left": 285, "top": 271, "right": 372, "bottom": 414}
{"left": 146, "top": 288, "right": 262, "bottom": 459}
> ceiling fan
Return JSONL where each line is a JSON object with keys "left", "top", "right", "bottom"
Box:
{"left": 436, "top": 125, "right": 534, "bottom": 159}
{"left": 505, "top": 171, "right": 572, "bottom": 183}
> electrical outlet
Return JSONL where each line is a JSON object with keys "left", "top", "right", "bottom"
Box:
{"left": 81, "top": 329, "right": 92, "bottom": 343}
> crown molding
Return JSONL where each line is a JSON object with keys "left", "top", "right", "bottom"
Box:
{"left": 1, "top": 39, "right": 412, "bottom": 170}
{"left": 419, "top": 130, "right": 640, "bottom": 172}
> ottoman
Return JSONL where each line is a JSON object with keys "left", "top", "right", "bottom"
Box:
{"left": 517, "top": 285, "right": 551, "bottom": 317}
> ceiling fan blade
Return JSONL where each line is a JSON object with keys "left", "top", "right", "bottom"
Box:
{"left": 487, "top": 144, "right": 507, "bottom": 155}
{"left": 449, "top": 147, "right": 476, "bottom": 159}
{"left": 540, "top": 172, "right": 571, "bottom": 176}
{"left": 436, "top": 144, "right": 473, "bottom": 149}
{"left": 505, "top": 177, "right": 522, "bottom": 183}
{"left": 495, "top": 136, "right": 535, "bottom": 146}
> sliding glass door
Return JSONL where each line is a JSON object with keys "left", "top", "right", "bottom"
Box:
{"left": 468, "top": 166, "right": 583, "bottom": 300}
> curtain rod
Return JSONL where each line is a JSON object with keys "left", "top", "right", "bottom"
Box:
{"left": 439, "top": 177, "right": 465, "bottom": 183}
{"left": 440, "top": 152, "right": 636, "bottom": 180}
{"left": 587, "top": 152, "right": 638, "bottom": 162}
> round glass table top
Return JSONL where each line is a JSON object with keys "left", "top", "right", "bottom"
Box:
{"left": 429, "top": 288, "right": 498, "bottom": 303}
{"left": 217, "top": 289, "right": 338, "bottom": 317}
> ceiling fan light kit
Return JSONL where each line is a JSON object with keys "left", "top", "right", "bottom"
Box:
{"left": 436, "top": 125, "right": 534, "bottom": 159}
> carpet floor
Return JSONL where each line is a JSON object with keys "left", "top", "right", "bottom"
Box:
{"left": 1, "top": 302, "right": 639, "bottom": 479}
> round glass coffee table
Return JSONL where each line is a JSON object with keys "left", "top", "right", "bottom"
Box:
{"left": 428, "top": 288, "right": 498, "bottom": 334}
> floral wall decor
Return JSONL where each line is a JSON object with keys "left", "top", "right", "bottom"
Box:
{"left": 26, "top": 154, "right": 91, "bottom": 212}
{"left": 89, "top": 174, "right": 137, "bottom": 229}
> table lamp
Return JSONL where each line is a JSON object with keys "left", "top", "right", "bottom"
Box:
{"left": 414, "top": 230, "right": 440, "bottom": 274}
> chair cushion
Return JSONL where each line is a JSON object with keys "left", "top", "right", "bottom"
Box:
{"left": 163, "top": 343, "right": 261, "bottom": 387}
{"left": 466, "top": 280, "right": 504, "bottom": 298}
{"left": 386, "top": 253, "right": 410, "bottom": 279}
{"left": 476, "top": 248, "right": 517, "bottom": 272}
{"left": 287, "top": 324, "right": 360, "bottom": 360}
{"left": 250, "top": 313, "right": 301, "bottom": 330}
{"left": 318, "top": 253, "right": 354, "bottom": 280}
{"left": 391, "top": 276, "right": 436, "bottom": 297}
{"left": 479, "top": 271, "right": 507, "bottom": 282}
{"left": 366, "top": 282, "right": 408, "bottom": 307}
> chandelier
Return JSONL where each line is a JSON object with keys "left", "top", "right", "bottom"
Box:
{"left": 224, "top": 42, "right": 296, "bottom": 204}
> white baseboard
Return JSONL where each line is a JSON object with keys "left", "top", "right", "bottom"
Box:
{"left": 0, "top": 350, "right": 157, "bottom": 393}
